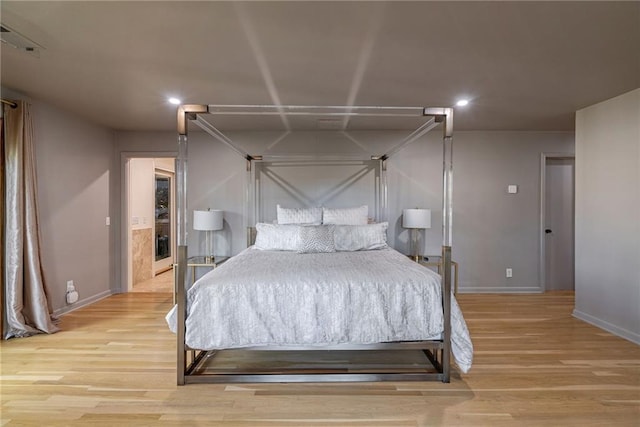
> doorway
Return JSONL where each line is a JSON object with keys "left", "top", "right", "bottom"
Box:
{"left": 540, "top": 154, "right": 575, "bottom": 291}
{"left": 124, "top": 156, "right": 176, "bottom": 293}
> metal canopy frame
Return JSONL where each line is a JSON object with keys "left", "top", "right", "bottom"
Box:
{"left": 249, "top": 159, "right": 386, "bottom": 241}
{"left": 175, "top": 104, "right": 454, "bottom": 385}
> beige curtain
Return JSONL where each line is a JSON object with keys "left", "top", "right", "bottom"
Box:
{"left": 1, "top": 117, "right": 4, "bottom": 331}
{"left": 2, "top": 101, "right": 58, "bottom": 338}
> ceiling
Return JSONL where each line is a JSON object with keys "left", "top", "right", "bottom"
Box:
{"left": 1, "top": 1, "right": 638, "bottom": 132}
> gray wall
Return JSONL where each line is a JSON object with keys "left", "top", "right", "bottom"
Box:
{"left": 2, "top": 87, "right": 116, "bottom": 314}
{"left": 115, "top": 130, "right": 443, "bottom": 261}
{"left": 111, "top": 131, "right": 177, "bottom": 293}
{"left": 574, "top": 89, "right": 640, "bottom": 344}
{"left": 454, "top": 131, "right": 574, "bottom": 292}
{"left": 1, "top": 90, "right": 577, "bottom": 314}
{"left": 115, "top": 128, "right": 574, "bottom": 294}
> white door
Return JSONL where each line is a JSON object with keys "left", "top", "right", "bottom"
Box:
{"left": 544, "top": 158, "right": 575, "bottom": 291}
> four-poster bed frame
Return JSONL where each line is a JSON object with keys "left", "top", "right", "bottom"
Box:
{"left": 175, "top": 105, "right": 454, "bottom": 385}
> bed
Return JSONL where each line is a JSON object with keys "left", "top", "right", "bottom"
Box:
{"left": 172, "top": 105, "right": 463, "bottom": 384}
{"left": 167, "top": 242, "right": 472, "bottom": 375}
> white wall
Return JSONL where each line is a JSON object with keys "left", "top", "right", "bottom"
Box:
{"left": 2, "top": 87, "right": 116, "bottom": 314}
{"left": 129, "top": 158, "right": 154, "bottom": 231}
{"left": 574, "top": 89, "right": 640, "bottom": 344}
{"left": 154, "top": 157, "right": 175, "bottom": 172}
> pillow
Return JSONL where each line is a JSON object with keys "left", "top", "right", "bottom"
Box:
{"left": 297, "top": 225, "right": 336, "bottom": 254}
{"left": 277, "top": 205, "right": 322, "bottom": 225}
{"left": 322, "top": 205, "right": 368, "bottom": 225}
{"left": 254, "top": 223, "right": 301, "bottom": 251}
{"left": 334, "top": 222, "right": 388, "bottom": 251}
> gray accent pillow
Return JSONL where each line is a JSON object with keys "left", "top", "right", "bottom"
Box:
{"left": 297, "top": 225, "right": 336, "bottom": 253}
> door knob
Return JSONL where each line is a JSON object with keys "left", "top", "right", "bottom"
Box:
{"left": 545, "top": 229, "right": 552, "bottom": 234}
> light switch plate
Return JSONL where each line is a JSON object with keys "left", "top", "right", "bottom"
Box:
{"left": 508, "top": 185, "right": 518, "bottom": 194}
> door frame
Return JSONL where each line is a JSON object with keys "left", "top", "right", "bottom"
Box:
{"left": 153, "top": 168, "right": 176, "bottom": 275}
{"left": 120, "top": 151, "right": 176, "bottom": 293}
{"left": 539, "top": 152, "right": 575, "bottom": 291}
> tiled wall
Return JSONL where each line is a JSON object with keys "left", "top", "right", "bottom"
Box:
{"left": 132, "top": 229, "right": 152, "bottom": 285}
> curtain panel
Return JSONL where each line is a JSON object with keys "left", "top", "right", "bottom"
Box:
{"left": 2, "top": 101, "right": 58, "bottom": 338}
{"left": 1, "top": 117, "right": 3, "bottom": 330}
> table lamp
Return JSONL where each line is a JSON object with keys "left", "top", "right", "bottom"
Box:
{"left": 403, "top": 208, "right": 431, "bottom": 262}
{"left": 193, "top": 209, "right": 223, "bottom": 263}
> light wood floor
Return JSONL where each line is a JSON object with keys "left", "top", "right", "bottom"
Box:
{"left": 1, "top": 292, "right": 639, "bottom": 426}
{"left": 131, "top": 270, "right": 173, "bottom": 293}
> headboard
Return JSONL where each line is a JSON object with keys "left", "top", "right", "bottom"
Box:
{"left": 246, "top": 159, "right": 387, "bottom": 246}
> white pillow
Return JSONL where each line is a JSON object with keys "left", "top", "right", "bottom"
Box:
{"left": 322, "top": 205, "right": 368, "bottom": 225}
{"left": 298, "top": 225, "right": 336, "bottom": 254}
{"left": 254, "top": 223, "right": 301, "bottom": 251}
{"left": 277, "top": 205, "right": 322, "bottom": 225}
{"left": 334, "top": 222, "right": 388, "bottom": 251}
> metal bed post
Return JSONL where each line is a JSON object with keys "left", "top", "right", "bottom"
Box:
{"left": 176, "top": 105, "right": 208, "bottom": 385}
{"left": 380, "top": 159, "right": 388, "bottom": 222}
{"left": 245, "top": 156, "right": 262, "bottom": 246}
{"left": 176, "top": 134, "right": 187, "bottom": 385}
{"left": 442, "top": 131, "right": 454, "bottom": 382}
{"left": 425, "top": 107, "right": 454, "bottom": 383}
{"left": 441, "top": 245, "right": 452, "bottom": 382}
{"left": 246, "top": 158, "right": 253, "bottom": 247}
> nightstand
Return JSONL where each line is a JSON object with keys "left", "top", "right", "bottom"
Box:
{"left": 173, "top": 256, "right": 229, "bottom": 303}
{"left": 418, "top": 256, "right": 459, "bottom": 295}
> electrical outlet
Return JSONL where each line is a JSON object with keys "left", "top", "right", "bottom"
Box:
{"left": 66, "top": 280, "right": 75, "bottom": 292}
{"left": 506, "top": 268, "right": 513, "bottom": 278}
{"left": 66, "top": 290, "right": 79, "bottom": 304}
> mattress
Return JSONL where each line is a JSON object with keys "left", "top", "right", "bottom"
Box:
{"left": 166, "top": 247, "right": 473, "bottom": 373}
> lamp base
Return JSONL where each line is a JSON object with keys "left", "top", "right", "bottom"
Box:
{"left": 409, "top": 228, "right": 424, "bottom": 263}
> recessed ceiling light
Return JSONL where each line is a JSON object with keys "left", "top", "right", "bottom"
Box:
{"left": 168, "top": 97, "right": 181, "bottom": 105}
{"left": 456, "top": 99, "right": 469, "bottom": 107}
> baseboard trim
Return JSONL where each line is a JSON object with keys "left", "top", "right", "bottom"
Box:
{"left": 54, "top": 289, "right": 115, "bottom": 317}
{"left": 457, "top": 286, "right": 543, "bottom": 294}
{"left": 572, "top": 309, "right": 640, "bottom": 345}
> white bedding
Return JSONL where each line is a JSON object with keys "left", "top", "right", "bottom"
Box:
{"left": 166, "top": 247, "right": 473, "bottom": 373}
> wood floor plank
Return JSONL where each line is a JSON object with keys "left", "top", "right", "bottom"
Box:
{"left": 1, "top": 292, "right": 639, "bottom": 426}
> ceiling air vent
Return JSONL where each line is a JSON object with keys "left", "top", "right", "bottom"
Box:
{"left": 316, "top": 119, "right": 344, "bottom": 130}
{"left": 0, "top": 24, "right": 43, "bottom": 57}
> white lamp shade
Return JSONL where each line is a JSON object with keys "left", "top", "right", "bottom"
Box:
{"left": 193, "top": 210, "right": 223, "bottom": 231}
{"left": 403, "top": 208, "right": 431, "bottom": 229}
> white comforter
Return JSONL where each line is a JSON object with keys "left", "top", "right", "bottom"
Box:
{"left": 166, "top": 247, "right": 473, "bottom": 373}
